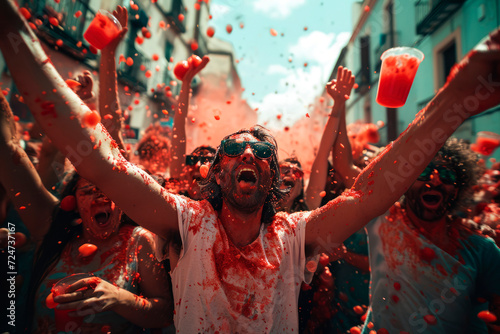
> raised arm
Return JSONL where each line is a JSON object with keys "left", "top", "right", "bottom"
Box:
{"left": 169, "top": 56, "right": 209, "bottom": 179}
{"left": 0, "top": 91, "right": 57, "bottom": 242}
{"left": 38, "top": 71, "right": 96, "bottom": 190}
{"left": 99, "top": 6, "right": 128, "bottom": 157}
{"left": 305, "top": 66, "right": 354, "bottom": 209}
{"left": 331, "top": 101, "right": 362, "bottom": 189}
{"left": 0, "top": 0, "right": 178, "bottom": 239}
{"left": 305, "top": 29, "right": 500, "bottom": 254}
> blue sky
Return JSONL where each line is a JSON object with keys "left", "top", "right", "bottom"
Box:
{"left": 209, "top": 0, "right": 357, "bottom": 129}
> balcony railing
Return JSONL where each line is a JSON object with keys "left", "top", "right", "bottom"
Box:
{"left": 19, "top": 0, "right": 96, "bottom": 60}
{"left": 155, "top": 0, "right": 186, "bottom": 33}
{"left": 415, "top": 0, "right": 466, "bottom": 36}
{"left": 117, "top": 46, "right": 151, "bottom": 92}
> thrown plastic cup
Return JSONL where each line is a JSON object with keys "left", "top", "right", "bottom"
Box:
{"left": 376, "top": 47, "right": 424, "bottom": 108}
{"left": 52, "top": 273, "right": 92, "bottom": 333}
{"left": 83, "top": 10, "right": 121, "bottom": 50}
{"left": 471, "top": 131, "right": 500, "bottom": 156}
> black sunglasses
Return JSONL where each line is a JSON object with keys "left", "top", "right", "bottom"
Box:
{"left": 417, "top": 163, "right": 457, "bottom": 185}
{"left": 185, "top": 155, "right": 213, "bottom": 166}
{"left": 221, "top": 139, "right": 275, "bottom": 160}
{"left": 280, "top": 165, "right": 304, "bottom": 178}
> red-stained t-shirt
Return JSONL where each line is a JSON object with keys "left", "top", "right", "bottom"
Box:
{"left": 154, "top": 195, "right": 312, "bottom": 333}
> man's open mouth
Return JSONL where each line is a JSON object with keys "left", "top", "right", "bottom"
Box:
{"left": 283, "top": 179, "right": 295, "bottom": 188}
{"left": 420, "top": 190, "right": 443, "bottom": 208}
{"left": 237, "top": 168, "right": 258, "bottom": 189}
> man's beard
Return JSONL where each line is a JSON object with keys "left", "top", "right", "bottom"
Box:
{"left": 221, "top": 174, "right": 270, "bottom": 213}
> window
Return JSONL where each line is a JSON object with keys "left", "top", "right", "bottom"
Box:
{"left": 441, "top": 42, "right": 457, "bottom": 84}
{"left": 432, "top": 28, "right": 461, "bottom": 89}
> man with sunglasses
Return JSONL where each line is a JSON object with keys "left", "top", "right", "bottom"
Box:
{"left": 277, "top": 157, "right": 308, "bottom": 213}
{"left": 181, "top": 145, "right": 216, "bottom": 200}
{"left": 1, "top": 3, "right": 500, "bottom": 331}
{"left": 359, "top": 139, "right": 500, "bottom": 333}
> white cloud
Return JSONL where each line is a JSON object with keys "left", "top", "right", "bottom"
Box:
{"left": 289, "top": 31, "right": 351, "bottom": 80}
{"left": 267, "top": 64, "right": 288, "bottom": 75}
{"left": 252, "top": 0, "right": 306, "bottom": 18}
{"left": 253, "top": 31, "right": 351, "bottom": 128}
{"left": 253, "top": 65, "right": 324, "bottom": 128}
{"left": 210, "top": 3, "right": 232, "bottom": 18}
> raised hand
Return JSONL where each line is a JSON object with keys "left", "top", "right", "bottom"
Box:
{"left": 444, "top": 28, "right": 500, "bottom": 115}
{"left": 182, "top": 55, "right": 210, "bottom": 84}
{"left": 101, "top": 6, "right": 128, "bottom": 53}
{"left": 73, "top": 70, "right": 95, "bottom": 101}
{"left": 326, "top": 66, "right": 356, "bottom": 102}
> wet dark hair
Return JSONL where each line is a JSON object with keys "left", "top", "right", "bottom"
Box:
{"left": 25, "top": 172, "right": 83, "bottom": 333}
{"left": 438, "top": 138, "right": 483, "bottom": 211}
{"left": 279, "top": 157, "right": 309, "bottom": 212}
{"left": 190, "top": 145, "right": 216, "bottom": 156}
{"left": 199, "top": 125, "right": 289, "bottom": 224}
{"left": 135, "top": 132, "right": 171, "bottom": 161}
{"left": 421, "top": 138, "right": 482, "bottom": 213}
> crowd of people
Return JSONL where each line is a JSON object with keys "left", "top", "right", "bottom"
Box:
{"left": 1, "top": 1, "right": 500, "bottom": 333}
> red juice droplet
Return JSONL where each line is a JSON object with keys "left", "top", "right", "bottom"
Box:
{"left": 79, "top": 243, "right": 98, "bottom": 257}
{"left": 226, "top": 24, "right": 233, "bottom": 34}
{"left": 477, "top": 310, "right": 497, "bottom": 323}
{"left": 74, "top": 10, "right": 82, "bottom": 18}
{"left": 20, "top": 7, "right": 31, "bottom": 20}
{"left": 206, "top": 26, "right": 215, "bottom": 37}
{"left": 60, "top": 195, "right": 76, "bottom": 211}
{"left": 353, "top": 305, "right": 364, "bottom": 314}
{"left": 423, "top": 314, "right": 437, "bottom": 325}
{"left": 83, "top": 110, "right": 101, "bottom": 128}
{"left": 420, "top": 247, "right": 436, "bottom": 262}
{"left": 49, "top": 17, "right": 59, "bottom": 26}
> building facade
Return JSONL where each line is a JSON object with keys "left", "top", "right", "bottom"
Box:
{"left": 328, "top": 0, "right": 500, "bottom": 161}
{"left": 0, "top": 0, "right": 255, "bottom": 151}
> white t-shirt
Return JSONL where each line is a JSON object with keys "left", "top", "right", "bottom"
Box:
{"left": 155, "top": 195, "right": 312, "bottom": 333}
